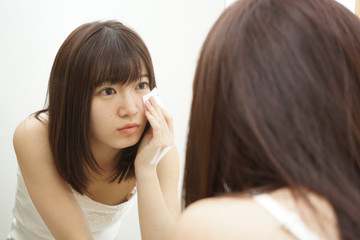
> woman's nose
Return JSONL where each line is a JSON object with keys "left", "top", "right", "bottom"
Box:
{"left": 118, "top": 91, "right": 139, "bottom": 117}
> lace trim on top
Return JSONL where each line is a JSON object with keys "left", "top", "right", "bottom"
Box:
{"left": 72, "top": 187, "right": 137, "bottom": 232}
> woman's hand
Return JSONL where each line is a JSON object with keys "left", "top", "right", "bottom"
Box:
{"left": 134, "top": 96, "right": 179, "bottom": 240}
{"left": 135, "top": 96, "right": 174, "bottom": 169}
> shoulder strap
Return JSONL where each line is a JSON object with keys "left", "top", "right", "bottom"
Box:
{"left": 253, "top": 193, "right": 321, "bottom": 240}
{"left": 38, "top": 112, "right": 49, "bottom": 121}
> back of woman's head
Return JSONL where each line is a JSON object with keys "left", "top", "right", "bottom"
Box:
{"left": 184, "top": 0, "right": 360, "bottom": 238}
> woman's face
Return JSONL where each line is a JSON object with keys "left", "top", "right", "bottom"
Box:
{"left": 89, "top": 65, "right": 150, "bottom": 153}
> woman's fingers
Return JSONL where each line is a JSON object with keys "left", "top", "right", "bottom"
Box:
{"left": 145, "top": 97, "right": 164, "bottom": 122}
{"left": 145, "top": 97, "right": 170, "bottom": 128}
{"left": 145, "top": 109, "right": 160, "bottom": 129}
{"left": 144, "top": 97, "right": 173, "bottom": 146}
{"left": 140, "top": 97, "right": 174, "bottom": 167}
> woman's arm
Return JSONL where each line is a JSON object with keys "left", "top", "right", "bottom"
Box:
{"left": 135, "top": 97, "right": 180, "bottom": 240}
{"left": 136, "top": 148, "right": 180, "bottom": 240}
{"left": 13, "top": 117, "right": 93, "bottom": 239}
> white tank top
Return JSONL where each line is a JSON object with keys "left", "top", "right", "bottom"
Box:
{"left": 7, "top": 169, "right": 136, "bottom": 240}
{"left": 253, "top": 193, "right": 321, "bottom": 240}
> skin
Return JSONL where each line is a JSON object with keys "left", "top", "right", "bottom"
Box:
{"left": 89, "top": 73, "right": 150, "bottom": 173}
{"left": 13, "top": 66, "right": 180, "bottom": 239}
{"left": 172, "top": 188, "right": 340, "bottom": 240}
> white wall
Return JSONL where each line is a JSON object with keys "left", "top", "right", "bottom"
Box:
{"left": 0, "top": 0, "right": 224, "bottom": 238}
{"left": 336, "top": 0, "right": 356, "bottom": 12}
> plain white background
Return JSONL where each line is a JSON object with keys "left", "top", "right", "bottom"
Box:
{"left": 0, "top": 0, "right": 355, "bottom": 239}
{"left": 0, "top": 0, "right": 224, "bottom": 238}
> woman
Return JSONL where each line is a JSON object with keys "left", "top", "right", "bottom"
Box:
{"left": 8, "top": 20, "right": 180, "bottom": 240}
{"left": 174, "top": 0, "right": 360, "bottom": 239}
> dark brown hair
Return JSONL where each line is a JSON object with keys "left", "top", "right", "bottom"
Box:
{"left": 184, "top": 0, "right": 360, "bottom": 239}
{"left": 36, "top": 20, "right": 156, "bottom": 194}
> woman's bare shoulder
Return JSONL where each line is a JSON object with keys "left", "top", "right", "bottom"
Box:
{"left": 172, "top": 195, "right": 282, "bottom": 240}
{"left": 13, "top": 115, "right": 51, "bottom": 166}
{"left": 173, "top": 189, "right": 339, "bottom": 240}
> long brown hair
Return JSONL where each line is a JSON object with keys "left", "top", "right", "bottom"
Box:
{"left": 184, "top": 0, "right": 360, "bottom": 239}
{"left": 36, "top": 20, "right": 156, "bottom": 194}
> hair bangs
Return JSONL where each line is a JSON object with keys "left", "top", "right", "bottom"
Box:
{"left": 91, "top": 27, "right": 144, "bottom": 88}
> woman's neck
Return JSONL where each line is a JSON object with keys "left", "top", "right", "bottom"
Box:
{"left": 90, "top": 143, "right": 121, "bottom": 175}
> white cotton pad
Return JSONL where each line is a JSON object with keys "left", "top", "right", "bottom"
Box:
{"left": 142, "top": 87, "right": 165, "bottom": 108}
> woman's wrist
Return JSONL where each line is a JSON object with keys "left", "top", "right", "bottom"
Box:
{"left": 134, "top": 160, "right": 157, "bottom": 179}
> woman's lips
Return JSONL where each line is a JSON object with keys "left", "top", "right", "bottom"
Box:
{"left": 117, "top": 124, "right": 139, "bottom": 134}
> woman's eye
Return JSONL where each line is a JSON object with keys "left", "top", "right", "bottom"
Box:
{"left": 136, "top": 82, "right": 148, "bottom": 90}
{"left": 100, "top": 88, "right": 116, "bottom": 96}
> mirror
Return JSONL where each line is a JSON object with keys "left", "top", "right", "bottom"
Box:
{"left": 0, "top": 0, "right": 225, "bottom": 238}
{"left": 2, "top": 0, "right": 357, "bottom": 238}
